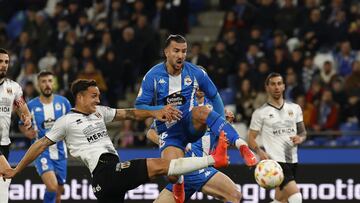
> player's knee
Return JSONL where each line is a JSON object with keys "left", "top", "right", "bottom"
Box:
{"left": 225, "top": 190, "right": 241, "bottom": 203}
{"left": 146, "top": 158, "right": 170, "bottom": 179}
{"left": 47, "top": 183, "right": 59, "bottom": 192}
{"left": 192, "top": 106, "right": 211, "bottom": 123}
{"left": 288, "top": 192, "right": 302, "bottom": 203}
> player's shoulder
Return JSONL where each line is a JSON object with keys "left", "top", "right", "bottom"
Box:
{"left": 53, "top": 94, "right": 70, "bottom": 103}
{"left": 3, "top": 78, "right": 21, "bottom": 88}
{"left": 145, "top": 62, "right": 166, "bottom": 77}
{"left": 284, "top": 100, "right": 301, "bottom": 109}
{"left": 27, "top": 97, "right": 41, "bottom": 107}
{"left": 185, "top": 62, "right": 206, "bottom": 74}
{"left": 254, "top": 103, "right": 269, "bottom": 113}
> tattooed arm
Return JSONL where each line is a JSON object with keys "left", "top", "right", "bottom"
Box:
{"left": 14, "top": 98, "right": 32, "bottom": 130}
{"left": 290, "top": 121, "right": 307, "bottom": 145}
{"left": 114, "top": 105, "right": 182, "bottom": 122}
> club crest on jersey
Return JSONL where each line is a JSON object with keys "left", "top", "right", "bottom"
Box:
{"left": 184, "top": 75, "right": 192, "bottom": 86}
{"left": 6, "top": 88, "right": 12, "bottom": 94}
{"left": 288, "top": 110, "right": 294, "bottom": 117}
{"left": 55, "top": 103, "right": 62, "bottom": 111}
{"left": 115, "top": 161, "right": 131, "bottom": 172}
{"left": 164, "top": 91, "right": 186, "bottom": 105}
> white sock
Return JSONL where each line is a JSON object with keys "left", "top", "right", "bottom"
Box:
{"left": 167, "top": 156, "right": 213, "bottom": 176}
{"left": 175, "top": 175, "right": 184, "bottom": 184}
{"left": 288, "top": 192, "right": 302, "bottom": 203}
{"left": 235, "top": 138, "right": 248, "bottom": 149}
{"left": 0, "top": 178, "right": 11, "bottom": 203}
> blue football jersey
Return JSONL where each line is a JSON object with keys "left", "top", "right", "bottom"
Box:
{"left": 27, "top": 95, "right": 71, "bottom": 160}
{"left": 135, "top": 62, "right": 218, "bottom": 133}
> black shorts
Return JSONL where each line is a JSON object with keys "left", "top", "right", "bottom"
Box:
{"left": 91, "top": 153, "right": 149, "bottom": 203}
{"left": 278, "top": 162, "right": 298, "bottom": 190}
{"left": 0, "top": 145, "right": 10, "bottom": 159}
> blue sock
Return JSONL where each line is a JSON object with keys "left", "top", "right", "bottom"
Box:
{"left": 44, "top": 190, "right": 56, "bottom": 203}
{"left": 206, "top": 111, "right": 239, "bottom": 145}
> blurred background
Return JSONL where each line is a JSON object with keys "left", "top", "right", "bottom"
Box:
{"left": 1, "top": 0, "right": 359, "bottom": 202}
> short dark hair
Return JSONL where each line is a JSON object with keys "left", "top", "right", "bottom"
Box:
{"left": 265, "top": 72, "right": 283, "bottom": 85}
{"left": 71, "top": 79, "right": 97, "bottom": 98}
{"left": 0, "top": 48, "right": 9, "bottom": 55}
{"left": 164, "top": 34, "right": 186, "bottom": 48}
{"left": 37, "top": 71, "right": 54, "bottom": 80}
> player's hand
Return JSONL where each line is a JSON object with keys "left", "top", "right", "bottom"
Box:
{"left": 21, "top": 114, "right": 32, "bottom": 130}
{"left": 225, "top": 109, "right": 234, "bottom": 123}
{"left": 156, "top": 105, "right": 182, "bottom": 122}
{"left": 23, "top": 128, "right": 37, "bottom": 139}
{"left": 2, "top": 168, "right": 17, "bottom": 179}
{"left": 257, "top": 149, "right": 270, "bottom": 160}
{"left": 290, "top": 135, "right": 305, "bottom": 145}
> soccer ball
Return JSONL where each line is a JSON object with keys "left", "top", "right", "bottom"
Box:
{"left": 254, "top": 160, "right": 284, "bottom": 189}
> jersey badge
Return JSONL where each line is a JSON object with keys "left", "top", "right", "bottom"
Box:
{"left": 184, "top": 75, "right": 192, "bottom": 86}
{"left": 55, "top": 103, "right": 61, "bottom": 111}
{"left": 6, "top": 88, "right": 12, "bottom": 95}
{"left": 288, "top": 110, "right": 294, "bottom": 117}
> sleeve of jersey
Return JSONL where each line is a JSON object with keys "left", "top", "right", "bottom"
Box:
{"left": 64, "top": 99, "right": 72, "bottom": 113}
{"left": 196, "top": 70, "right": 224, "bottom": 116}
{"left": 97, "top": 106, "right": 116, "bottom": 123}
{"left": 14, "top": 82, "right": 24, "bottom": 101}
{"left": 45, "top": 116, "right": 66, "bottom": 142}
{"left": 249, "top": 110, "right": 262, "bottom": 131}
{"left": 135, "top": 74, "right": 164, "bottom": 110}
{"left": 295, "top": 104, "right": 304, "bottom": 123}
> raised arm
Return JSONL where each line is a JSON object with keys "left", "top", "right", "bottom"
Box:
{"left": 3, "top": 137, "right": 55, "bottom": 178}
{"left": 114, "top": 105, "right": 182, "bottom": 122}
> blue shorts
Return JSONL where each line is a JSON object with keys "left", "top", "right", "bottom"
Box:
{"left": 159, "top": 112, "right": 206, "bottom": 152}
{"left": 165, "top": 166, "right": 218, "bottom": 201}
{"left": 35, "top": 154, "right": 67, "bottom": 185}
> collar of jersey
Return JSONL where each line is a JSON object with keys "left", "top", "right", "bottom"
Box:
{"left": 71, "top": 109, "right": 90, "bottom": 116}
{"left": 266, "top": 101, "right": 284, "bottom": 110}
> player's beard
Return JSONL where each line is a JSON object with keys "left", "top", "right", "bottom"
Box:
{"left": 41, "top": 88, "right": 53, "bottom": 98}
{"left": 0, "top": 70, "right": 6, "bottom": 80}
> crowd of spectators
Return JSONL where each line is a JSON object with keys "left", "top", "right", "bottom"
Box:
{"left": 1, "top": 0, "right": 359, "bottom": 148}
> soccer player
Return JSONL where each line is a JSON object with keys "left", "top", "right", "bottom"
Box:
{"left": 19, "top": 71, "right": 71, "bottom": 203}
{"left": 248, "top": 72, "right": 306, "bottom": 203}
{"left": 2, "top": 79, "right": 229, "bottom": 203}
{"left": 0, "top": 48, "right": 32, "bottom": 203}
{"left": 148, "top": 106, "right": 241, "bottom": 202}
{"left": 135, "top": 35, "right": 256, "bottom": 202}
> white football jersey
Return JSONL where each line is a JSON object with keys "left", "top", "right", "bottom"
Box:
{"left": 46, "top": 105, "right": 118, "bottom": 173}
{"left": 0, "top": 79, "right": 24, "bottom": 145}
{"left": 249, "top": 101, "right": 303, "bottom": 163}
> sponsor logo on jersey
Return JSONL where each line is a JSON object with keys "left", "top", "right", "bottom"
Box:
{"left": 0, "top": 106, "right": 10, "bottom": 112}
{"left": 158, "top": 78, "right": 166, "bottom": 84}
{"left": 84, "top": 122, "right": 109, "bottom": 143}
{"left": 269, "top": 114, "right": 274, "bottom": 118}
{"left": 184, "top": 75, "right": 192, "bottom": 86}
{"left": 92, "top": 184, "right": 102, "bottom": 193}
{"left": 0, "top": 98, "right": 11, "bottom": 112}
{"left": 42, "top": 118, "right": 55, "bottom": 129}
{"left": 35, "top": 107, "right": 42, "bottom": 112}
{"left": 164, "top": 92, "right": 186, "bottom": 105}
{"left": 94, "top": 112, "right": 102, "bottom": 118}
{"left": 76, "top": 119, "right": 83, "bottom": 124}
